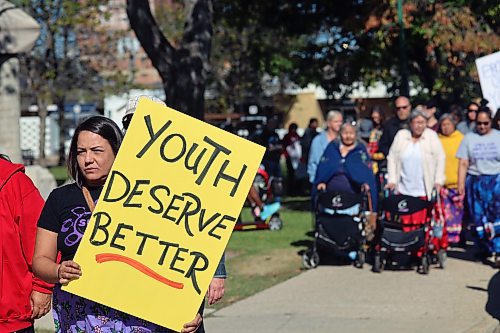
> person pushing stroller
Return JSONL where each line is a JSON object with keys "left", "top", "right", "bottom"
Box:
{"left": 385, "top": 109, "right": 446, "bottom": 263}
{"left": 302, "top": 123, "right": 378, "bottom": 268}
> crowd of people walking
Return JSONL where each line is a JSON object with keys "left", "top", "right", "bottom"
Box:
{"left": 302, "top": 96, "right": 500, "bottom": 266}
{"left": 1, "top": 94, "right": 499, "bottom": 332}
{"left": 242, "top": 97, "right": 499, "bottom": 282}
{"left": 256, "top": 96, "right": 499, "bottom": 268}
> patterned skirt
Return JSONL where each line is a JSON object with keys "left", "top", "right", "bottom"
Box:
{"left": 441, "top": 187, "right": 464, "bottom": 244}
{"left": 52, "top": 285, "right": 171, "bottom": 333}
{"left": 466, "top": 174, "right": 500, "bottom": 254}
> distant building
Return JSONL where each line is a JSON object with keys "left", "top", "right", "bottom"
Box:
{"left": 20, "top": 103, "right": 100, "bottom": 162}
{"left": 82, "top": 0, "right": 163, "bottom": 88}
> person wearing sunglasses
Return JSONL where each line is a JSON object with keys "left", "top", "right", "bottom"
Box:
{"left": 377, "top": 96, "right": 412, "bottom": 158}
{"left": 457, "top": 102, "right": 479, "bottom": 134}
{"left": 457, "top": 107, "right": 500, "bottom": 265}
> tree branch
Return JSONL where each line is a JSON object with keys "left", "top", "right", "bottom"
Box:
{"left": 181, "top": 0, "right": 212, "bottom": 64}
{"left": 126, "top": 0, "right": 175, "bottom": 82}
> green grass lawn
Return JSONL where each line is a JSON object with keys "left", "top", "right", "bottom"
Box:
{"left": 211, "top": 197, "right": 313, "bottom": 310}
{"left": 48, "top": 166, "right": 69, "bottom": 185}
{"left": 34, "top": 197, "right": 313, "bottom": 332}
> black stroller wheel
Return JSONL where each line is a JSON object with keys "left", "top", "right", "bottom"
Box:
{"left": 354, "top": 250, "right": 365, "bottom": 269}
{"left": 437, "top": 249, "right": 447, "bottom": 269}
{"left": 309, "top": 251, "right": 320, "bottom": 268}
{"left": 421, "top": 255, "right": 430, "bottom": 274}
{"left": 373, "top": 253, "right": 383, "bottom": 273}
{"left": 302, "top": 253, "right": 311, "bottom": 269}
{"left": 302, "top": 249, "right": 319, "bottom": 269}
{"left": 268, "top": 216, "right": 283, "bottom": 231}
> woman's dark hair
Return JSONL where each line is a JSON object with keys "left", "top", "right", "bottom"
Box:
{"left": 308, "top": 118, "right": 318, "bottom": 126}
{"left": 466, "top": 102, "right": 479, "bottom": 110}
{"left": 370, "top": 105, "right": 385, "bottom": 125}
{"left": 288, "top": 122, "right": 298, "bottom": 131}
{"left": 67, "top": 116, "right": 123, "bottom": 187}
{"left": 479, "top": 98, "right": 490, "bottom": 108}
{"left": 477, "top": 106, "right": 493, "bottom": 120}
{"left": 493, "top": 109, "right": 500, "bottom": 130}
{"left": 448, "top": 104, "right": 463, "bottom": 123}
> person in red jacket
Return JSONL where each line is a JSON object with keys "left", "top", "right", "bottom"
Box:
{"left": 0, "top": 154, "right": 52, "bottom": 333}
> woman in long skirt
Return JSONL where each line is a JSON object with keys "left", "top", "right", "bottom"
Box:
{"left": 438, "top": 114, "right": 465, "bottom": 244}
{"left": 457, "top": 108, "right": 500, "bottom": 265}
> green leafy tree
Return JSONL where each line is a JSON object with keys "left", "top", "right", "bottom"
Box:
{"left": 207, "top": 1, "right": 369, "bottom": 112}
{"left": 131, "top": 0, "right": 499, "bottom": 117}
{"left": 292, "top": 0, "right": 500, "bottom": 106}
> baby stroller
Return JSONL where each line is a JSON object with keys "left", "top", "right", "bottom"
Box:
{"left": 373, "top": 194, "right": 435, "bottom": 274}
{"left": 302, "top": 190, "right": 369, "bottom": 269}
{"left": 234, "top": 165, "right": 284, "bottom": 231}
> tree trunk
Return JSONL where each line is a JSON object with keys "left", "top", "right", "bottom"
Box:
{"left": 126, "top": 0, "right": 212, "bottom": 121}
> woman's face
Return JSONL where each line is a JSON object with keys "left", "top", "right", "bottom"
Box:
{"left": 371, "top": 111, "right": 381, "bottom": 126}
{"left": 410, "top": 115, "right": 427, "bottom": 138}
{"left": 476, "top": 113, "right": 492, "bottom": 135}
{"left": 467, "top": 105, "right": 478, "bottom": 121}
{"left": 328, "top": 115, "right": 343, "bottom": 133}
{"left": 77, "top": 130, "right": 116, "bottom": 186}
{"left": 440, "top": 118, "right": 455, "bottom": 136}
{"left": 340, "top": 125, "right": 356, "bottom": 146}
{"left": 425, "top": 106, "right": 436, "bottom": 117}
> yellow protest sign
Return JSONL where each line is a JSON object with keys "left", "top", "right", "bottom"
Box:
{"left": 63, "top": 97, "right": 265, "bottom": 331}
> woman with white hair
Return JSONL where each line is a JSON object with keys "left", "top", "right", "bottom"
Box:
{"left": 307, "top": 110, "right": 343, "bottom": 184}
{"left": 386, "top": 109, "right": 446, "bottom": 255}
{"left": 387, "top": 109, "right": 445, "bottom": 199}
{"left": 315, "top": 123, "right": 378, "bottom": 213}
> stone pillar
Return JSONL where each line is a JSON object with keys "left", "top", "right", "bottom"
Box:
{"left": 0, "top": 56, "right": 21, "bottom": 162}
{"left": 0, "top": 0, "right": 40, "bottom": 163}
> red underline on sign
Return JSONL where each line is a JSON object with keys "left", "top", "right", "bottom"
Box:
{"left": 95, "top": 253, "right": 184, "bottom": 289}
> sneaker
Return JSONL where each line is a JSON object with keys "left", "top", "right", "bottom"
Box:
{"left": 260, "top": 202, "right": 280, "bottom": 220}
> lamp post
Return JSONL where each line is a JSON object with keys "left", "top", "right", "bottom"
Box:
{"left": 397, "top": 0, "right": 409, "bottom": 96}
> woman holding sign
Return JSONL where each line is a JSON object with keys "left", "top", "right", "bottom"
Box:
{"left": 33, "top": 116, "right": 203, "bottom": 333}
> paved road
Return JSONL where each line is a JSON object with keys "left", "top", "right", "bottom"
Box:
{"left": 36, "top": 247, "right": 499, "bottom": 333}
{"left": 205, "top": 247, "right": 499, "bottom": 333}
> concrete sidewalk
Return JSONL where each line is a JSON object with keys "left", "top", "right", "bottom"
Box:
{"left": 204, "top": 255, "right": 499, "bottom": 333}
{"left": 35, "top": 254, "right": 499, "bottom": 333}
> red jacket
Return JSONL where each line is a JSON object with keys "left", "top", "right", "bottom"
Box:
{"left": 0, "top": 159, "right": 52, "bottom": 332}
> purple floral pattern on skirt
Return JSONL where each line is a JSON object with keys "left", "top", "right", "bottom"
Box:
{"left": 52, "top": 285, "right": 171, "bottom": 333}
{"left": 441, "top": 187, "right": 464, "bottom": 244}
